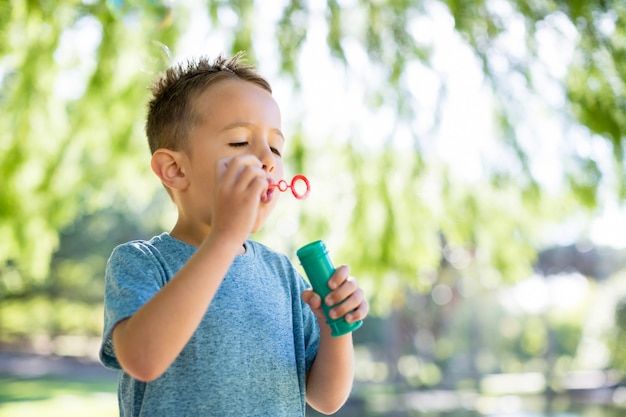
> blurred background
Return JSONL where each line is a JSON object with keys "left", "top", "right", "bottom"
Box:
{"left": 1, "top": 0, "right": 626, "bottom": 416}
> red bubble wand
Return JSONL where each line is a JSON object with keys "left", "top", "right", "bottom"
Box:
{"left": 268, "top": 174, "right": 311, "bottom": 200}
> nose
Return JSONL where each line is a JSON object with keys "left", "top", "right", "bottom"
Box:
{"left": 258, "top": 144, "right": 275, "bottom": 173}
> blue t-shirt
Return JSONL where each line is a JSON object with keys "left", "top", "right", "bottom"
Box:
{"left": 99, "top": 233, "right": 320, "bottom": 417}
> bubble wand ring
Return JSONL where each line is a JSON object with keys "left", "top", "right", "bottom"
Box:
{"left": 269, "top": 174, "right": 311, "bottom": 200}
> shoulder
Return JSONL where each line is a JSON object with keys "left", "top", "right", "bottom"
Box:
{"left": 109, "top": 233, "right": 184, "bottom": 261}
{"left": 109, "top": 238, "right": 157, "bottom": 263}
{"left": 246, "top": 240, "right": 295, "bottom": 273}
{"left": 246, "top": 240, "right": 286, "bottom": 258}
{"left": 114, "top": 233, "right": 169, "bottom": 251}
{"left": 105, "top": 234, "right": 184, "bottom": 291}
{"left": 106, "top": 233, "right": 179, "bottom": 274}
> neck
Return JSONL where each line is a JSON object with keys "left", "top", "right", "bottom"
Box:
{"left": 170, "top": 215, "right": 211, "bottom": 247}
{"left": 170, "top": 223, "right": 246, "bottom": 255}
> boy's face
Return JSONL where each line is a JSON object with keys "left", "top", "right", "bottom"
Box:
{"left": 183, "top": 79, "right": 285, "bottom": 234}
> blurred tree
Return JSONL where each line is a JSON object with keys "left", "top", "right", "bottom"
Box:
{"left": 1, "top": 0, "right": 623, "bottom": 307}
{"left": 610, "top": 297, "right": 626, "bottom": 371}
{"left": 0, "top": 0, "right": 180, "bottom": 286}
{"left": 0, "top": 193, "right": 168, "bottom": 345}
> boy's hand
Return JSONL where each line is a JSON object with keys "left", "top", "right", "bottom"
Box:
{"left": 211, "top": 155, "right": 269, "bottom": 243}
{"left": 302, "top": 265, "right": 369, "bottom": 325}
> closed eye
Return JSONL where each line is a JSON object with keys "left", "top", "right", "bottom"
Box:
{"left": 229, "top": 142, "right": 248, "bottom": 148}
{"left": 229, "top": 141, "right": 282, "bottom": 157}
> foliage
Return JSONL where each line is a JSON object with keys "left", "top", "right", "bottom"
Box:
{"left": 0, "top": 0, "right": 178, "bottom": 285}
{"left": 1, "top": 0, "right": 624, "bottom": 306}
{"left": 0, "top": 193, "right": 168, "bottom": 342}
{"left": 609, "top": 297, "right": 626, "bottom": 371}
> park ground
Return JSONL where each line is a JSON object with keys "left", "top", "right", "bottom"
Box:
{"left": 0, "top": 351, "right": 118, "bottom": 417}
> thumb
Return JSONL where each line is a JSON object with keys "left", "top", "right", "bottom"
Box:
{"left": 301, "top": 289, "right": 322, "bottom": 309}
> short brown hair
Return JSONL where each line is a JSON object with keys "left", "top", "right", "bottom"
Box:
{"left": 146, "top": 52, "right": 272, "bottom": 154}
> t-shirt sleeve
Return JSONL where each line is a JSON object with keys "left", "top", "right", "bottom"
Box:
{"left": 296, "top": 273, "right": 320, "bottom": 373}
{"left": 99, "top": 242, "right": 165, "bottom": 370}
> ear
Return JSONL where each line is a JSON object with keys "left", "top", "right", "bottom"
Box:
{"left": 151, "top": 149, "right": 189, "bottom": 190}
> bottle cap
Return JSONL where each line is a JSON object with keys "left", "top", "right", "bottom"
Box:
{"left": 296, "top": 240, "right": 326, "bottom": 264}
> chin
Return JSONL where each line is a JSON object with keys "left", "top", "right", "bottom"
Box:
{"left": 250, "top": 215, "right": 267, "bottom": 233}
{"left": 252, "top": 205, "right": 275, "bottom": 233}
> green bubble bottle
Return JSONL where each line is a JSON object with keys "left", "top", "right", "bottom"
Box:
{"left": 296, "top": 240, "right": 363, "bottom": 337}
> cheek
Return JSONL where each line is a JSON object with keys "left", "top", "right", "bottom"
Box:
{"left": 274, "top": 161, "right": 285, "bottom": 177}
{"left": 192, "top": 167, "right": 218, "bottom": 204}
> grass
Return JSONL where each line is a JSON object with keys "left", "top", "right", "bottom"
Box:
{"left": 0, "top": 376, "right": 118, "bottom": 417}
{"left": 2, "top": 374, "right": 622, "bottom": 417}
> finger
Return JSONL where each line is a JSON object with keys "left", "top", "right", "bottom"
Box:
{"left": 234, "top": 165, "right": 269, "bottom": 194}
{"left": 329, "top": 288, "right": 365, "bottom": 319}
{"left": 328, "top": 264, "right": 350, "bottom": 290}
{"left": 325, "top": 275, "right": 358, "bottom": 307}
{"left": 301, "top": 289, "right": 322, "bottom": 309}
{"left": 216, "top": 157, "right": 232, "bottom": 179}
{"left": 227, "top": 154, "right": 264, "bottom": 170}
{"left": 219, "top": 165, "right": 268, "bottom": 205}
{"left": 345, "top": 299, "right": 369, "bottom": 323}
{"left": 220, "top": 155, "right": 264, "bottom": 185}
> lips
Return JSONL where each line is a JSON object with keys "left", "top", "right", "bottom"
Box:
{"left": 261, "top": 180, "right": 274, "bottom": 203}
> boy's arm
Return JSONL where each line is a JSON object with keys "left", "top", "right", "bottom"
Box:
{"left": 112, "top": 156, "right": 268, "bottom": 382}
{"left": 302, "top": 266, "right": 369, "bottom": 414}
{"left": 112, "top": 233, "right": 241, "bottom": 382}
{"left": 305, "top": 326, "right": 355, "bottom": 414}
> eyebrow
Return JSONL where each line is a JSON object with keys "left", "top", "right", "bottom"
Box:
{"left": 220, "top": 122, "right": 285, "bottom": 141}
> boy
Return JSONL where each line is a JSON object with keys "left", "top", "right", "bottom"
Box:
{"left": 99, "top": 53, "right": 369, "bottom": 416}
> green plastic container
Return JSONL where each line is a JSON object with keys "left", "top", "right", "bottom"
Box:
{"left": 296, "top": 240, "right": 363, "bottom": 337}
